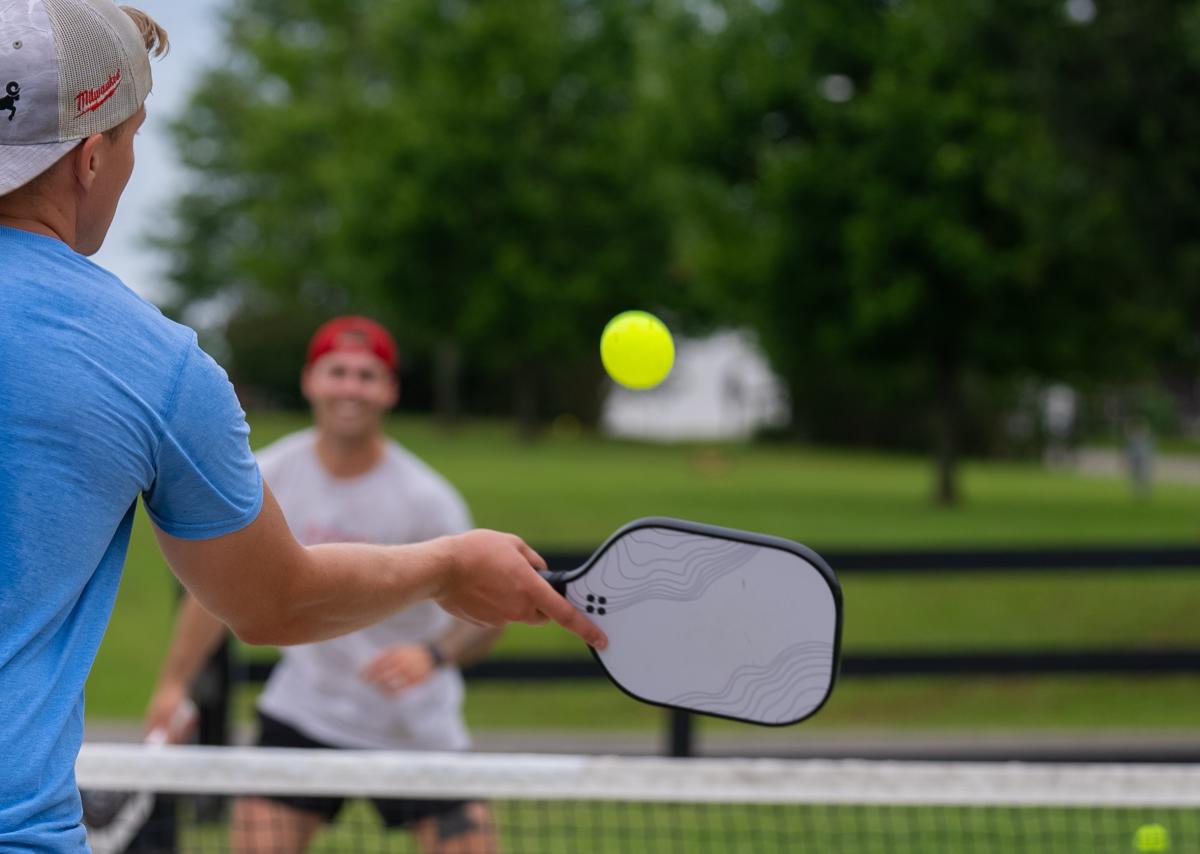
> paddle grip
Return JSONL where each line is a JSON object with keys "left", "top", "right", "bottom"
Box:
{"left": 543, "top": 570, "right": 571, "bottom": 597}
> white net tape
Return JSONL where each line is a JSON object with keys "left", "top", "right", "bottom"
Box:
{"left": 77, "top": 744, "right": 1200, "bottom": 808}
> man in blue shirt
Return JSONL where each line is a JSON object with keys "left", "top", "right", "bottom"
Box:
{"left": 0, "top": 2, "right": 604, "bottom": 850}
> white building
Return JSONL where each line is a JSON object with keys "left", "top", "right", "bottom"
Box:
{"left": 601, "top": 329, "right": 790, "bottom": 442}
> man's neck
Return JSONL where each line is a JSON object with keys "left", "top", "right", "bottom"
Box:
{"left": 0, "top": 189, "right": 77, "bottom": 248}
{"left": 314, "top": 431, "right": 387, "bottom": 479}
{"left": 0, "top": 175, "right": 79, "bottom": 248}
{"left": 0, "top": 214, "right": 68, "bottom": 244}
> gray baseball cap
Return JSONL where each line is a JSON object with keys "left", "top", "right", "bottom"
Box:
{"left": 0, "top": 0, "right": 153, "bottom": 195}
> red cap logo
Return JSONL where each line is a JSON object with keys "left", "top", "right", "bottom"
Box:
{"left": 306, "top": 316, "right": 399, "bottom": 371}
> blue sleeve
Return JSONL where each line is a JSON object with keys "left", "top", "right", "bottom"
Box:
{"left": 143, "top": 339, "right": 264, "bottom": 540}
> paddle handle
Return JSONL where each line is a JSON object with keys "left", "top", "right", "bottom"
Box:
{"left": 543, "top": 570, "right": 572, "bottom": 597}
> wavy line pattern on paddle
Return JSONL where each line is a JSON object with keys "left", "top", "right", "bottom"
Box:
{"left": 571, "top": 528, "right": 760, "bottom": 615}
{"left": 666, "top": 641, "right": 835, "bottom": 723}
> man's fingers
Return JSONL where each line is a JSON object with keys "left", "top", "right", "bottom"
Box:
{"left": 517, "top": 540, "right": 548, "bottom": 573}
{"left": 361, "top": 665, "right": 387, "bottom": 684}
{"left": 362, "top": 655, "right": 394, "bottom": 680}
{"left": 142, "top": 714, "right": 169, "bottom": 739}
{"left": 530, "top": 582, "right": 608, "bottom": 649}
{"left": 368, "top": 661, "right": 396, "bottom": 679}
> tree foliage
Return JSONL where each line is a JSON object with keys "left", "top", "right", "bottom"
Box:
{"left": 163, "top": 0, "right": 678, "bottom": 434}
{"left": 161, "top": 0, "right": 1199, "bottom": 501}
{"left": 643, "top": 0, "right": 1183, "bottom": 503}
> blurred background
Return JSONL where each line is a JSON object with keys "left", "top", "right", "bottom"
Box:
{"left": 90, "top": 0, "right": 1200, "bottom": 759}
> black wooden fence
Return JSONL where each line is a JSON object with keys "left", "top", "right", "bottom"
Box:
{"left": 195, "top": 545, "right": 1200, "bottom": 758}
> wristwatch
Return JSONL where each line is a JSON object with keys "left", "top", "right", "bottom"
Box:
{"left": 425, "top": 642, "right": 448, "bottom": 668}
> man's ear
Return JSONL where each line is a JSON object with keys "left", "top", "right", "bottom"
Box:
{"left": 71, "top": 133, "right": 105, "bottom": 192}
{"left": 387, "top": 376, "right": 400, "bottom": 410}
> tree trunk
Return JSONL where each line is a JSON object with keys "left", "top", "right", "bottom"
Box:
{"left": 931, "top": 361, "right": 962, "bottom": 507}
{"left": 433, "top": 341, "right": 462, "bottom": 433}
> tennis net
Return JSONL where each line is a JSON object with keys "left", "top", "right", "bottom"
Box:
{"left": 77, "top": 743, "right": 1200, "bottom": 853}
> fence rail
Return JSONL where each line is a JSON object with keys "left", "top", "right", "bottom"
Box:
{"left": 200, "top": 544, "right": 1200, "bottom": 758}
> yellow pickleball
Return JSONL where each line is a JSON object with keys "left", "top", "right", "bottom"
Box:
{"left": 600, "top": 311, "right": 675, "bottom": 390}
{"left": 1134, "top": 824, "right": 1170, "bottom": 852}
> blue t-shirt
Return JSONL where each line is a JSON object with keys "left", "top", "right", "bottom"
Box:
{"left": 0, "top": 227, "right": 263, "bottom": 850}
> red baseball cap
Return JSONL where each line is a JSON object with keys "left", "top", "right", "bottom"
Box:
{"left": 306, "top": 316, "right": 399, "bottom": 371}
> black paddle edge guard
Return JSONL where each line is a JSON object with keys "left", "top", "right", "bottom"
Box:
{"left": 546, "top": 517, "right": 843, "bottom": 730}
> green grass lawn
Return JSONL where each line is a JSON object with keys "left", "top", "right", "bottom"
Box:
{"left": 87, "top": 413, "right": 1200, "bottom": 731}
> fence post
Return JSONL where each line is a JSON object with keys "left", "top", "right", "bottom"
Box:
{"left": 667, "top": 709, "right": 694, "bottom": 757}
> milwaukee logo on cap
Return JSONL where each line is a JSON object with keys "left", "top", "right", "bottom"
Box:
{"left": 0, "top": 0, "right": 160, "bottom": 197}
{"left": 74, "top": 70, "right": 122, "bottom": 117}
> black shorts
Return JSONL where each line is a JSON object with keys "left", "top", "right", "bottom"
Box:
{"left": 254, "top": 710, "right": 476, "bottom": 831}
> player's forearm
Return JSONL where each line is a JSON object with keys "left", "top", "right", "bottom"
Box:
{"left": 436, "top": 622, "right": 504, "bottom": 669}
{"left": 159, "top": 484, "right": 605, "bottom": 650}
{"left": 155, "top": 594, "right": 229, "bottom": 690}
{"left": 236, "top": 538, "right": 455, "bottom": 646}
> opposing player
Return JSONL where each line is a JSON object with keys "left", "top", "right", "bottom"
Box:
{"left": 145, "top": 318, "right": 502, "bottom": 853}
{"left": 0, "top": 3, "right": 603, "bottom": 849}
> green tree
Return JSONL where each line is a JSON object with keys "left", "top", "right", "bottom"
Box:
{"left": 161, "top": 0, "right": 676, "bottom": 435}
{"left": 648, "top": 0, "right": 1162, "bottom": 504}
{"left": 1036, "top": 0, "right": 1200, "bottom": 376}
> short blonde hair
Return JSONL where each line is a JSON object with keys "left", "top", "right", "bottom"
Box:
{"left": 120, "top": 5, "right": 169, "bottom": 58}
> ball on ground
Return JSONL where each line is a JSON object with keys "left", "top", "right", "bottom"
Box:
{"left": 600, "top": 311, "right": 675, "bottom": 390}
{"left": 1133, "top": 824, "right": 1170, "bottom": 852}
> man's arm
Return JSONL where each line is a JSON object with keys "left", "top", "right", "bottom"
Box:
{"left": 361, "top": 621, "right": 503, "bottom": 696}
{"left": 434, "top": 620, "right": 505, "bottom": 670}
{"left": 143, "top": 594, "right": 227, "bottom": 738}
{"left": 152, "top": 482, "right": 606, "bottom": 649}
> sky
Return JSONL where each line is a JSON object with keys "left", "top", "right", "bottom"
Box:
{"left": 91, "top": 0, "right": 223, "bottom": 303}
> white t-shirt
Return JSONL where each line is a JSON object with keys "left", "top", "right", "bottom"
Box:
{"left": 254, "top": 428, "right": 474, "bottom": 750}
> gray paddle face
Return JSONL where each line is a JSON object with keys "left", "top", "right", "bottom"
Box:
{"left": 563, "top": 519, "right": 841, "bottom": 726}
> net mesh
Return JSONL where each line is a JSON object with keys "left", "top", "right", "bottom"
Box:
{"left": 77, "top": 744, "right": 1200, "bottom": 853}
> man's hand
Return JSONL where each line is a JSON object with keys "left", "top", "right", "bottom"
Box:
{"left": 360, "top": 644, "right": 436, "bottom": 696}
{"left": 436, "top": 530, "right": 607, "bottom": 650}
{"left": 142, "top": 681, "right": 198, "bottom": 744}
